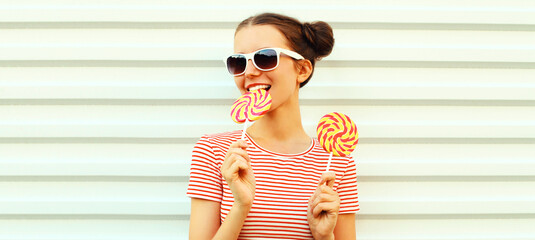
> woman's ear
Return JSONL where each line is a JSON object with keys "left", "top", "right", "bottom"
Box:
{"left": 296, "top": 59, "right": 313, "bottom": 84}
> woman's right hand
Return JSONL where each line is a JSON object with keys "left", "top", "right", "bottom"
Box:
{"left": 221, "top": 140, "right": 256, "bottom": 208}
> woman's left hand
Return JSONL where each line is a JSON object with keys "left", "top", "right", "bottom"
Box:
{"left": 307, "top": 171, "right": 340, "bottom": 240}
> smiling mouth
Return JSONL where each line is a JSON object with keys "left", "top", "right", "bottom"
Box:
{"left": 247, "top": 85, "right": 271, "bottom": 92}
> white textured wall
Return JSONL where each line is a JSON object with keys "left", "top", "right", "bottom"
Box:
{"left": 0, "top": 1, "right": 534, "bottom": 239}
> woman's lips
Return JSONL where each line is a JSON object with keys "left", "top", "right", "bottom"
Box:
{"left": 247, "top": 84, "right": 271, "bottom": 92}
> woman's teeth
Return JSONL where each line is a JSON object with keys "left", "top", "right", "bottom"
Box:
{"left": 248, "top": 85, "right": 271, "bottom": 92}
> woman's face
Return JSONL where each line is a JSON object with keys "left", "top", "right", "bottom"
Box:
{"left": 233, "top": 25, "right": 303, "bottom": 112}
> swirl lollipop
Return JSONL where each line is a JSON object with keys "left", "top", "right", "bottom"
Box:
{"left": 231, "top": 89, "right": 272, "bottom": 139}
{"left": 317, "top": 112, "right": 359, "bottom": 171}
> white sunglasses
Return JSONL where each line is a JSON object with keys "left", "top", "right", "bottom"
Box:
{"left": 224, "top": 47, "right": 305, "bottom": 76}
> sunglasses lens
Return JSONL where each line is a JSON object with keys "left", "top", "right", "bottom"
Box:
{"left": 254, "top": 49, "right": 278, "bottom": 70}
{"left": 227, "top": 55, "right": 246, "bottom": 75}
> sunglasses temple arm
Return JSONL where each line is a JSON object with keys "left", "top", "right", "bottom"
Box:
{"left": 241, "top": 119, "right": 249, "bottom": 140}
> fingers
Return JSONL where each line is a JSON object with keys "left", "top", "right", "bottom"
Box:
{"left": 318, "top": 171, "right": 336, "bottom": 188}
{"left": 224, "top": 140, "right": 249, "bottom": 159}
{"left": 224, "top": 140, "right": 250, "bottom": 164}
{"left": 230, "top": 140, "right": 248, "bottom": 150}
{"left": 309, "top": 172, "right": 340, "bottom": 218}
{"left": 312, "top": 201, "right": 339, "bottom": 218}
{"left": 309, "top": 185, "right": 340, "bottom": 215}
{"left": 222, "top": 140, "right": 251, "bottom": 181}
{"left": 226, "top": 147, "right": 250, "bottom": 162}
{"left": 228, "top": 155, "right": 250, "bottom": 174}
{"left": 222, "top": 154, "right": 250, "bottom": 180}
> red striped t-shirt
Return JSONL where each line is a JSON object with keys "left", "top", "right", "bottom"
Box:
{"left": 187, "top": 130, "right": 359, "bottom": 239}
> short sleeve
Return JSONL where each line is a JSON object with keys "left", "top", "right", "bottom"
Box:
{"left": 337, "top": 156, "right": 360, "bottom": 213}
{"left": 186, "top": 135, "right": 223, "bottom": 202}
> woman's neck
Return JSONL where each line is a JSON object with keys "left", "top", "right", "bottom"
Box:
{"left": 246, "top": 91, "right": 310, "bottom": 149}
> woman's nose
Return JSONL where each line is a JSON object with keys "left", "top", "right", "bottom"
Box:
{"left": 244, "top": 59, "right": 260, "bottom": 77}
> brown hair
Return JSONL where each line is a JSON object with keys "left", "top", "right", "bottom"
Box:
{"left": 236, "top": 13, "right": 334, "bottom": 88}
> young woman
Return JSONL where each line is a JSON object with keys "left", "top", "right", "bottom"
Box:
{"left": 187, "top": 13, "right": 359, "bottom": 240}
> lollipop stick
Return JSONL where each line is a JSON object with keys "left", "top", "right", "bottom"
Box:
{"left": 241, "top": 119, "right": 249, "bottom": 140}
{"left": 322, "top": 152, "right": 333, "bottom": 188}
{"left": 326, "top": 152, "right": 332, "bottom": 172}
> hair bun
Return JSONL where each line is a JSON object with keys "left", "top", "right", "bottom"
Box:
{"left": 302, "top": 21, "right": 334, "bottom": 60}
